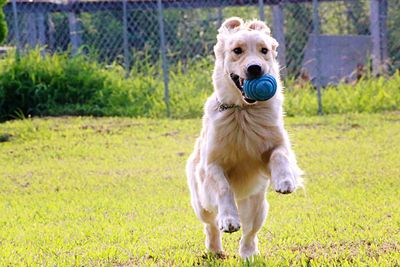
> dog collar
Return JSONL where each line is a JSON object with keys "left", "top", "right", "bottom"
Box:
{"left": 216, "top": 99, "right": 244, "bottom": 112}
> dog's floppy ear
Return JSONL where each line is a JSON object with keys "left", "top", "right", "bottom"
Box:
{"left": 219, "top": 17, "right": 243, "bottom": 33}
{"left": 247, "top": 20, "right": 271, "bottom": 36}
{"left": 215, "top": 18, "right": 243, "bottom": 62}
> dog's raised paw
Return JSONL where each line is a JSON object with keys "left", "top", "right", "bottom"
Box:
{"left": 274, "top": 176, "right": 296, "bottom": 194}
{"left": 218, "top": 215, "right": 241, "bottom": 233}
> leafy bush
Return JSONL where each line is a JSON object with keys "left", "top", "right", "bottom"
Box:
{"left": 0, "top": 49, "right": 212, "bottom": 120}
{"left": 284, "top": 75, "right": 400, "bottom": 116}
{"left": 0, "top": 0, "right": 7, "bottom": 43}
{"left": 0, "top": 49, "right": 399, "bottom": 121}
{"left": 0, "top": 50, "right": 110, "bottom": 119}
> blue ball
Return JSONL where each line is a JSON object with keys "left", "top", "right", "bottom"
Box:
{"left": 243, "top": 74, "right": 277, "bottom": 101}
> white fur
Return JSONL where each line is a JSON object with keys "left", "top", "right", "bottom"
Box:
{"left": 186, "top": 17, "right": 303, "bottom": 259}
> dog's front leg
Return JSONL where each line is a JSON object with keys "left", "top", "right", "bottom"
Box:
{"left": 206, "top": 163, "right": 241, "bottom": 233}
{"left": 269, "top": 145, "right": 300, "bottom": 194}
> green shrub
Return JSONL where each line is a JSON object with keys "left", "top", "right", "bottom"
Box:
{"left": 0, "top": 50, "right": 108, "bottom": 118}
{"left": 283, "top": 74, "right": 400, "bottom": 116}
{"left": 0, "top": 0, "right": 7, "bottom": 43}
{"left": 0, "top": 48, "right": 399, "bottom": 121}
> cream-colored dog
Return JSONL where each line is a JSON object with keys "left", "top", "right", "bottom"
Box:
{"left": 186, "top": 17, "right": 303, "bottom": 259}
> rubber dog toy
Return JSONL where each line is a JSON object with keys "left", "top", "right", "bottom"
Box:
{"left": 243, "top": 74, "right": 277, "bottom": 101}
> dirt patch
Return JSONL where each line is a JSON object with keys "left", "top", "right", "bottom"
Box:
{"left": 0, "top": 133, "right": 12, "bottom": 142}
{"left": 161, "top": 130, "right": 180, "bottom": 137}
{"left": 290, "top": 123, "right": 327, "bottom": 129}
{"left": 289, "top": 240, "right": 400, "bottom": 260}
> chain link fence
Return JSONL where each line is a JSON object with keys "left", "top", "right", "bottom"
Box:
{"left": 2, "top": 0, "right": 399, "bottom": 113}
{"left": 388, "top": 0, "right": 400, "bottom": 72}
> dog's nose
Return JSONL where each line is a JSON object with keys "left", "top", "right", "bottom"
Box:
{"left": 246, "top": 64, "right": 263, "bottom": 79}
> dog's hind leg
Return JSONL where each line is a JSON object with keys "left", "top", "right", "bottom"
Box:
{"left": 187, "top": 157, "right": 223, "bottom": 254}
{"left": 203, "top": 216, "right": 223, "bottom": 254}
{"left": 237, "top": 190, "right": 268, "bottom": 259}
{"left": 191, "top": 192, "right": 223, "bottom": 253}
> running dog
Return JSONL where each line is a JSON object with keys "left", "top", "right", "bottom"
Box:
{"left": 186, "top": 17, "right": 303, "bottom": 259}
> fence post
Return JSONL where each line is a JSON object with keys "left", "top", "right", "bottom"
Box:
{"left": 217, "top": 7, "right": 223, "bottom": 28}
{"left": 258, "top": 0, "right": 265, "bottom": 21}
{"left": 370, "top": 0, "right": 388, "bottom": 75}
{"left": 37, "top": 13, "right": 46, "bottom": 45}
{"left": 312, "top": 0, "right": 322, "bottom": 115}
{"left": 272, "top": 3, "right": 286, "bottom": 76}
{"left": 157, "top": 0, "right": 170, "bottom": 117}
{"left": 122, "top": 0, "right": 130, "bottom": 77}
{"left": 48, "top": 15, "right": 56, "bottom": 52}
{"left": 379, "top": 0, "right": 388, "bottom": 72}
{"left": 27, "top": 13, "right": 37, "bottom": 48}
{"left": 68, "top": 3, "right": 82, "bottom": 56}
{"left": 11, "top": 0, "right": 21, "bottom": 55}
{"left": 37, "top": 12, "right": 46, "bottom": 56}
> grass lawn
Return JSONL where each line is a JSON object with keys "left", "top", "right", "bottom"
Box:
{"left": 0, "top": 113, "right": 399, "bottom": 266}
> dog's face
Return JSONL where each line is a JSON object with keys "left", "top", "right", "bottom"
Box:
{"left": 213, "top": 17, "right": 279, "bottom": 104}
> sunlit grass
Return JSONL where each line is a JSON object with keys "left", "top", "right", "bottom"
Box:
{"left": 0, "top": 113, "right": 399, "bottom": 266}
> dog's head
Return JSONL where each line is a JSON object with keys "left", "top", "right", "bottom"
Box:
{"left": 213, "top": 17, "right": 280, "bottom": 105}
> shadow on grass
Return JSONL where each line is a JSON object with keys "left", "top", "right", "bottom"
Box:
{"left": 198, "top": 252, "right": 267, "bottom": 266}
{"left": 0, "top": 133, "right": 11, "bottom": 142}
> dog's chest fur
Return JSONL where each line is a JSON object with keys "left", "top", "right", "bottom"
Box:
{"left": 207, "top": 99, "right": 284, "bottom": 170}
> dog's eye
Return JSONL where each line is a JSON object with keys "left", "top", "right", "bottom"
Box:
{"left": 261, "top": 48, "right": 268, "bottom": 54}
{"left": 233, "top": 48, "right": 243, "bottom": 55}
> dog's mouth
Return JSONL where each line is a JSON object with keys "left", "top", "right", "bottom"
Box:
{"left": 230, "top": 73, "right": 256, "bottom": 104}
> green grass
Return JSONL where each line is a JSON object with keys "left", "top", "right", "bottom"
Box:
{"left": 0, "top": 113, "right": 399, "bottom": 266}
